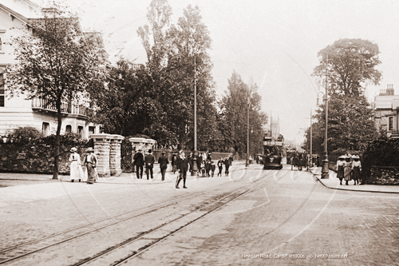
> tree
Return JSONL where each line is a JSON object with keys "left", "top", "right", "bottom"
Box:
{"left": 308, "top": 39, "right": 382, "bottom": 155}
{"left": 6, "top": 6, "right": 106, "bottom": 179}
{"left": 312, "top": 94, "right": 378, "bottom": 155}
{"left": 136, "top": 0, "right": 219, "bottom": 149}
{"left": 313, "top": 38, "right": 382, "bottom": 96}
{"left": 219, "top": 72, "right": 267, "bottom": 155}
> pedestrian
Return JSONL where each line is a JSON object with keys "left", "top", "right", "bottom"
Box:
{"left": 210, "top": 160, "right": 215, "bottom": 177}
{"left": 133, "top": 149, "right": 144, "bottom": 179}
{"left": 217, "top": 158, "right": 223, "bottom": 176}
{"left": 187, "top": 152, "right": 193, "bottom": 174}
{"left": 344, "top": 155, "right": 352, "bottom": 185}
{"left": 197, "top": 153, "right": 203, "bottom": 172}
{"left": 83, "top": 147, "right": 97, "bottom": 184}
{"left": 145, "top": 149, "right": 155, "bottom": 180}
{"left": 352, "top": 155, "right": 362, "bottom": 185}
{"left": 224, "top": 156, "right": 230, "bottom": 175}
{"left": 172, "top": 154, "right": 178, "bottom": 174}
{"left": 175, "top": 151, "right": 188, "bottom": 189}
{"left": 158, "top": 152, "right": 169, "bottom": 181}
{"left": 69, "top": 147, "right": 83, "bottom": 182}
{"left": 337, "top": 155, "right": 345, "bottom": 185}
{"left": 228, "top": 154, "right": 233, "bottom": 167}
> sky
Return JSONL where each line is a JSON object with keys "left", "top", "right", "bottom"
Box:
{"left": 28, "top": 0, "right": 399, "bottom": 144}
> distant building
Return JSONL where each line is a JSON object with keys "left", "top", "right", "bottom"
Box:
{"left": 0, "top": 1, "right": 100, "bottom": 139}
{"left": 264, "top": 114, "right": 280, "bottom": 139}
{"left": 373, "top": 84, "right": 399, "bottom": 138}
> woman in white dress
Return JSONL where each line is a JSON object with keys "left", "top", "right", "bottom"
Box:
{"left": 69, "top": 147, "right": 83, "bottom": 182}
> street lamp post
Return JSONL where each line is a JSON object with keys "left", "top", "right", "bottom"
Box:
{"left": 321, "top": 54, "right": 329, "bottom": 179}
{"left": 192, "top": 56, "right": 198, "bottom": 176}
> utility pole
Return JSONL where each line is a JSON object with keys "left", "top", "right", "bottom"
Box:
{"left": 321, "top": 54, "right": 329, "bottom": 179}
{"left": 192, "top": 56, "right": 198, "bottom": 176}
{"left": 310, "top": 109, "right": 312, "bottom": 167}
{"left": 246, "top": 94, "right": 250, "bottom": 167}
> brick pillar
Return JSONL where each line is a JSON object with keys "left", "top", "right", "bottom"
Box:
{"left": 90, "top": 134, "right": 111, "bottom": 177}
{"left": 110, "top": 135, "right": 124, "bottom": 176}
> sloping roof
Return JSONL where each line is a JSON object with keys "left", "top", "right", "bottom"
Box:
{"left": 0, "top": 3, "right": 29, "bottom": 24}
{"left": 20, "top": 0, "right": 41, "bottom": 10}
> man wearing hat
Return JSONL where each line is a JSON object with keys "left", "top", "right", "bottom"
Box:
{"left": 84, "top": 147, "right": 97, "bottom": 184}
{"left": 133, "top": 149, "right": 144, "bottom": 179}
{"left": 176, "top": 150, "right": 188, "bottom": 189}
{"left": 145, "top": 149, "right": 155, "bottom": 180}
{"left": 158, "top": 151, "right": 169, "bottom": 181}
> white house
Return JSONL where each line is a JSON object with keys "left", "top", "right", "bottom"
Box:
{"left": 373, "top": 84, "right": 399, "bottom": 138}
{"left": 0, "top": 1, "right": 100, "bottom": 139}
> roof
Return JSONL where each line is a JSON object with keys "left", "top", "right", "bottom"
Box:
{"left": 19, "top": 0, "right": 41, "bottom": 10}
{"left": 374, "top": 94, "right": 399, "bottom": 110}
{"left": 0, "top": 3, "right": 29, "bottom": 24}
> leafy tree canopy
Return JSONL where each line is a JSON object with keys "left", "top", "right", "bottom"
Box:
{"left": 313, "top": 38, "right": 382, "bottom": 96}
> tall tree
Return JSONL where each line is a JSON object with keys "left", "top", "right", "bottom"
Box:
{"left": 313, "top": 38, "right": 382, "bottom": 96}
{"left": 6, "top": 6, "right": 106, "bottom": 179}
{"left": 219, "top": 72, "right": 267, "bottom": 155}
{"left": 310, "top": 38, "right": 381, "bottom": 154}
{"left": 136, "top": 1, "right": 218, "bottom": 149}
{"left": 169, "top": 4, "right": 217, "bottom": 150}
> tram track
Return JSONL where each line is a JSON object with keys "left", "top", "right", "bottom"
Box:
{"left": 74, "top": 174, "right": 270, "bottom": 266}
{"left": 0, "top": 184, "right": 228, "bottom": 264}
{"left": 0, "top": 167, "right": 267, "bottom": 265}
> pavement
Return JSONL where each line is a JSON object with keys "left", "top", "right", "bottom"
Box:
{"left": 1, "top": 161, "right": 399, "bottom": 193}
{"left": 309, "top": 166, "right": 399, "bottom": 193}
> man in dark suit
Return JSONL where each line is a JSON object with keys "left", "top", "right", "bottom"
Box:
{"left": 224, "top": 156, "right": 230, "bottom": 175}
{"left": 145, "top": 149, "right": 155, "bottom": 180}
{"left": 133, "top": 149, "right": 144, "bottom": 179}
{"left": 158, "top": 152, "right": 169, "bottom": 181}
{"left": 176, "top": 151, "right": 188, "bottom": 189}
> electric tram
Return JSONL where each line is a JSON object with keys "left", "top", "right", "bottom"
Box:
{"left": 263, "top": 134, "right": 284, "bottom": 170}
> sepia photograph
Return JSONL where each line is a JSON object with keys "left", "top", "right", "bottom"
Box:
{"left": 1, "top": 0, "right": 399, "bottom": 265}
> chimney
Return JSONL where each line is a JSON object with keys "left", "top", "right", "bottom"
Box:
{"left": 387, "top": 84, "right": 394, "bottom": 95}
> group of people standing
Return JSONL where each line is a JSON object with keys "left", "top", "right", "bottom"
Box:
{"left": 132, "top": 149, "right": 155, "bottom": 180}
{"left": 336, "top": 154, "right": 362, "bottom": 185}
{"left": 68, "top": 147, "right": 98, "bottom": 184}
{"left": 133, "top": 149, "right": 234, "bottom": 189}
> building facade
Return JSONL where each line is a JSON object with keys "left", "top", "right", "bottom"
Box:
{"left": 373, "top": 84, "right": 399, "bottom": 138}
{"left": 0, "top": 1, "right": 100, "bottom": 139}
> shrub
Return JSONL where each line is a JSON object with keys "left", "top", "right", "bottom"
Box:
{"left": 6, "top": 126, "right": 42, "bottom": 143}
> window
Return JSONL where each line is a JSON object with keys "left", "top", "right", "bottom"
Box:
{"left": 0, "top": 73, "right": 4, "bottom": 107}
{"left": 88, "top": 126, "right": 95, "bottom": 135}
{"left": 42, "top": 122, "right": 50, "bottom": 137}
{"left": 389, "top": 117, "right": 393, "bottom": 131}
{"left": 65, "top": 125, "right": 72, "bottom": 134}
{"left": 78, "top": 126, "right": 83, "bottom": 138}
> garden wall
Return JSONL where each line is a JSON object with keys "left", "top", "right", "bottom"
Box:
{"left": 0, "top": 141, "right": 88, "bottom": 174}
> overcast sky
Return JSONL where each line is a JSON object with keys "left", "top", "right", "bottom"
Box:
{"left": 32, "top": 0, "right": 399, "bottom": 144}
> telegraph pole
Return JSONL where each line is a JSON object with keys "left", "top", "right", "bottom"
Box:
{"left": 192, "top": 56, "right": 198, "bottom": 176}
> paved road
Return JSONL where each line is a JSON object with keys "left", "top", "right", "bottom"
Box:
{"left": 0, "top": 164, "right": 398, "bottom": 265}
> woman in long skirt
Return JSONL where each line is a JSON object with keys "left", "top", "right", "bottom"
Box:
{"left": 336, "top": 155, "right": 345, "bottom": 185}
{"left": 69, "top": 147, "right": 82, "bottom": 182}
{"left": 352, "top": 155, "right": 362, "bottom": 185}
{"left": 344, "top": 156, "right": 352, "bottom": 185}
{"left": 84, "top": 147, "right": 97, "bottom": 184}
